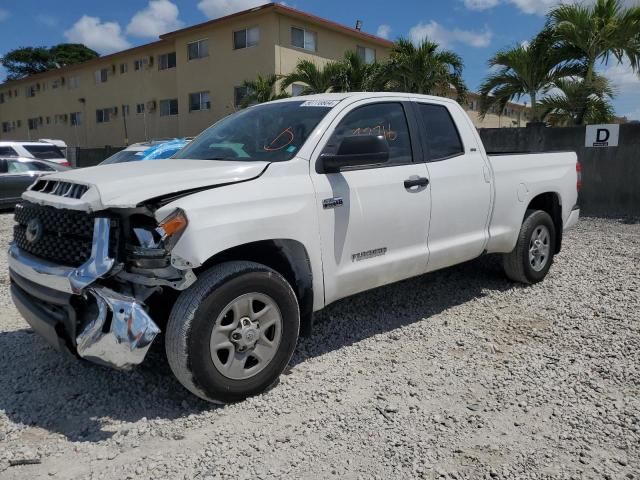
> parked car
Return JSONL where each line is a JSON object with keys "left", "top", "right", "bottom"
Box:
{"left": 8, "top": 93, "right": 580, "bottom": 404}
{"left": 0, "top": 141, "right": 69, "bottom": 166}
{"left": 0, "top": 157, "right": 69, "bottom": 208}
{"left": 100, "top": 139, "right": 189, "bottom": 165}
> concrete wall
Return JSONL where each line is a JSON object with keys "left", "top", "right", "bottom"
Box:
{"left": 479, "top": 124, "right": 640, "bottom": 218}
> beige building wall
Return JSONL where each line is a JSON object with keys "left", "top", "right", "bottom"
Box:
{"left": 0, "top": 4, "right": 529, "bottom": 148}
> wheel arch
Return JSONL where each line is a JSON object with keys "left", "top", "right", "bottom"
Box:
{"left": 195, "top": 239, "right": 315, "bottom": 336}
{"left": 525, "top": 192, "right": 563, "bottom": 253}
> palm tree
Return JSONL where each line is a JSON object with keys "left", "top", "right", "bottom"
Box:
{"left": 239, "top": 74, "right": 289, "bottom": 108}
{"left": 332, "top": 50, "right": 384, "bottom": 92}
{"left": 540, "top": 74, "right": 616, "bottom": 126}
{"left": 381, "top": 38, "right": 467, "bottom": 101}
{"left": 478, "top": 28, "right": 582, "bottom": 122}
{"left": 280, "top": 60, "right": 344, "bottom": 95}
{"left": 548, "top": 0, "right": 640, "bottom": 124}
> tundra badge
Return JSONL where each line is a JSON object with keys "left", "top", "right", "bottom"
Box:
{"left": 322, "top": 197, "right": 344, "bottom": 209}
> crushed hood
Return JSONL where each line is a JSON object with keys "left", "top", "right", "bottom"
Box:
{"left": 22, "top": 159, "right": 269, "bottom": 211}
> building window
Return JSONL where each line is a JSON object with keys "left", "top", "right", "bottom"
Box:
{"left": 189, "top": 91, "right": 211, "bottom": 112}
{"left": 159, "top": 52, "right": 177, "bottom": 70}
{"left": 234, "top": 86, "right": 253, "bottom": 107}
{"left": 291, "top": 27, "right": 317, "bottom": 51}
{"left": 122, "top": 105, "right": 130, "bottom": 116}
{"left": 28, "top": 118, "right": 39, "bottom": 130}
{"left": 187, "top": 39, "right": 209, "bottom": 60}
{"left": 69, "top": 76, "right": 80, "bottom": 89}
{"left": 0, "top": 93, "right": 4, "bottom": 104}
{"left": 291, "top": 84, "right": 305, "bottom": 97}
{"left": 26, "top": 86, "right": 36, "bottom": 97}
{"left": 70, "top": 112, "right": 82, "bottom": 126}
{"left": 120, "top": 63, "right": 128, "bottom": 74}
{"left": 159, "top": 98, "right": 179, "bottom": 116}
{"left": 136, "top": 103, "right": 145, "bottom": 114}
{"left": 233, "top": 27, "right": 260, "bottom": 49}
{"left": 95, "top": 68, "right": 109, "bottom": 84}
{"left": 1, "top": 122, "right": 10, "bottom": 133}
{"left": 134, "top": 59, "right": 144, "bottom": 71}
{"left": 357, "top": 46, "right": 376, "bottom": 64}
{"left": 96, "top": 108, "right": 111, "bottom": 123}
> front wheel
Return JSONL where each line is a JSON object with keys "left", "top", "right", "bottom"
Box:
{"left": 165, "top": 261, "right": 300, "bottom": 403}
{"left": 503, "top": 209, "right": 556, "bottom": 284}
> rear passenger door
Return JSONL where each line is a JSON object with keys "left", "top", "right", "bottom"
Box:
{"left": 413, "top": 101, "right": 492, "bottom": 271}
{"left": 311, "top": 100, "right": 431, "bottom": 304}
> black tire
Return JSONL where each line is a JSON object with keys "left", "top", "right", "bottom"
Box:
{"left": 165, "top": 261, "right": 300, "bottom": 404}
{"left": 503, "top": 209, "right": 556, "bottom": 284}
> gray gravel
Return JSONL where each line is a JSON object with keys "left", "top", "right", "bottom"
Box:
{"left": 0, "top": 212, "right": 638, "bottom": 480}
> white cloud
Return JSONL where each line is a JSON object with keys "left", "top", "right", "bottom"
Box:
{"left": 463, "top": 0, "right": 500, "bottom": 10}
{"left": 36, "top": 14, "right": 58, "bottom": 28}
{"left": 0, "top": 8, "right": 9, "bottom": 22}
{"left": 64, "top": 15, "right": 131, "bottom": 54}
{"left": 600, "top": 60, "right": 640, "bottom": 120}
{"left": 197, "top": 0, "right": 263, "bottom": 19}
{"left": 409, "top": 21, "right": 493, "bottom": 48}
{"left": 462, "top": 0, "right": 640, "bottom": 16}
{"left": 602, "top": 60, "right": 640, "bottom": 94}
{"left": 625, "top": 107, "right": 640, "bottom": 121}
{"left": 126, "top": 0, "right": 184, "bottom": 38}
{"left": 377, "top": 24, "right": 392, "bottom": 39}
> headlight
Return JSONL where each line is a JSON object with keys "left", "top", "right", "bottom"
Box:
{"left": 156, "top": 208, "right": 188, "bottom": 251}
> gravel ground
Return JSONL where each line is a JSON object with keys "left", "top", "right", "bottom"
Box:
{"left": 0, "top": 212, "right": 638, "bottom": 480}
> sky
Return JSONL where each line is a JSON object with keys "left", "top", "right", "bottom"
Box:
{"left": 0, "top": 0, "right": 638, "bottom": 120}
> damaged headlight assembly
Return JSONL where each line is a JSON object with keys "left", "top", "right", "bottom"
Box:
{"left": 123, "top": 208, "right": 196, "bottom": 289}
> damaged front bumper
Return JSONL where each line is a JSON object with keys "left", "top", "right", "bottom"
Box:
{"left": 8, "top": 218, "right": 161, "bottom": 370}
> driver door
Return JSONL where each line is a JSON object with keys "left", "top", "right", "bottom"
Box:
{"left": 310, "top": 100, "right": 431, "bottom": 304}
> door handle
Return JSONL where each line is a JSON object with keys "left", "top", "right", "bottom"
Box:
{"left": 404, "top": 177, "right": 429, "bottom": 189}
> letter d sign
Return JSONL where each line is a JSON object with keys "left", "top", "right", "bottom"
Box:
{"left": 586, "top": 124, "right": 619, "bottom": 148}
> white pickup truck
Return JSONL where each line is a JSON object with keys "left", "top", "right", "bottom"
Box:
{"left": 8, "top": 93, "right": 580, "bottom": 403}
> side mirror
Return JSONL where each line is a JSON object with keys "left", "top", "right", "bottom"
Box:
{"left": 320, "top": 135, "right": 389, "bottom": 173}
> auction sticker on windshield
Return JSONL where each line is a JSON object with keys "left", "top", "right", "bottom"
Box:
{"left": 301, "top": 100, "right": 340, "bottom": 107}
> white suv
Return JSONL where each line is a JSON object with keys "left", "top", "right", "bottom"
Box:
{"left": 0, "top": 141, "right": 69, "bottom": 166}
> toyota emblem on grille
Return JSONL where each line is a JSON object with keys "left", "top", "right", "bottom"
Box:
{"left": 25, "top": 218, "right": 43, "bottom": 244}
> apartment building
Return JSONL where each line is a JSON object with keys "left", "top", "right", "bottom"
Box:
{"left": 0, "top": 3, "right": 529, "bottom": 147}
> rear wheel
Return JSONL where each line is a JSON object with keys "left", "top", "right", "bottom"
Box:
{"left": 165, "top": 261, "right": 300, "bottom": 403}
{"left": 503, "top": 209, "right": 556, "bottom": 284}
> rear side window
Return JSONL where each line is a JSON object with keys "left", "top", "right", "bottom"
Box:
{"left": 0, "top": 146, "right": 19, "bottom": 157}
{"left": 417, "top": 104, "right": 464, "bottom": 161}
{"left": 324, "top": 102, "right": 413, "bottom": 166}
{"left": 6, "top": 160, "right": 55, "bottom": 173}
{"left": 23, "top": 145, "right": 65, "bottom": 159}
{"left": 22, "top": 161, "right": 56, "bottom": 172}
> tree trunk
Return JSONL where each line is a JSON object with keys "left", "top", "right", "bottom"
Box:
{"left": 576, "top": 61, "right": 595, "bottom": 126}
{"left": 530, "top": 91, "right": 538, "bottom": 122}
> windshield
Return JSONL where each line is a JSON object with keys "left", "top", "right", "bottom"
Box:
{"left": 101, "top": 149, "right": 146, "bottom": 165}
{"left": 174, "top": 101, "right": 335, "bottom": 162}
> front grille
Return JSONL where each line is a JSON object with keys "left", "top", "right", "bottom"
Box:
{"left": 13, "top": 202, "right": 113, "bottom": 268}
{"left": 30, "top": 180, "right": 89, "bottom": 200}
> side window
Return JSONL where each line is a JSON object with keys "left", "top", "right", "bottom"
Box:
{"left": 7, "top": 160, "right": 31, "bottom": 174}
{"left": 0, "top": 159, "right": 7, "bottom": 174}
{"left": 417, "top": 103, "right": 464, "bottom": 161}
{"left": 323, "top": 103, "right": 413, "bottom": 167}
{"left": 0, "top": 146, "right": 19, "bottom": 157}
{"left": 22, "top": 161, "right": 55, "bottom": 172}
